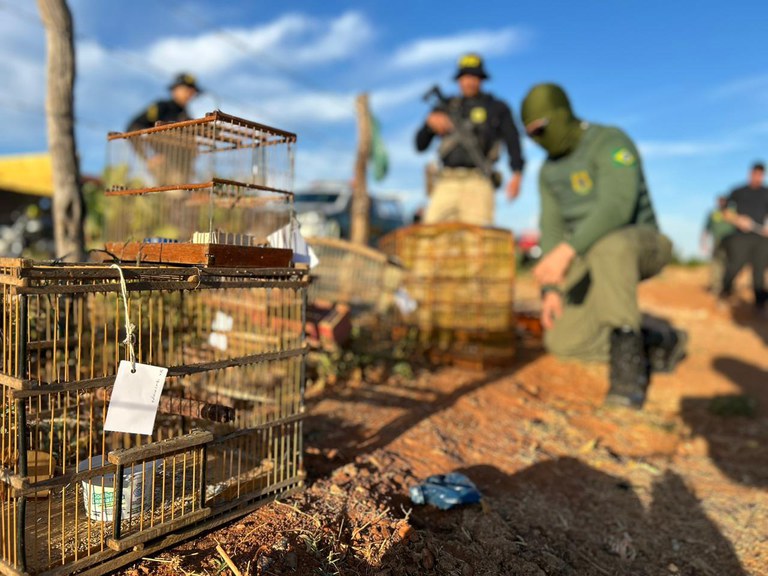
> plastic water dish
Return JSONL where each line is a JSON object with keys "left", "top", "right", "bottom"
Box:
{"left": 78, "top": 455, "right": 162, "bottom": 522}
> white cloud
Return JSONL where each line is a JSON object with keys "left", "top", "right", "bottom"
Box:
{"left": 708, "top": 74, "right": 768, "bottom": 101}
{"left": 261, "top": 91, "right": 356, "bottom": 125}
{"left": 142, "top": 11, "right": 372, "bottom": 76}
{"left": 371, "top": 81, "right": 430, "bottom": 110}
{"left": 144, "top": 14, "right": 310, "bottom": 75}
{"left": 214, "top": 90, "right": 355, "bottom": 128}
{"left": 0, "top": 9, "right": 47, "bottom": 152}
{"left": 291, "top": 12, "right": 374, "bottom": 64}
{"left": 390, "top": 27, "right": 530, "bottom": 69}
{"left": 638, "top": 139, "right": 741, "bottom": 159}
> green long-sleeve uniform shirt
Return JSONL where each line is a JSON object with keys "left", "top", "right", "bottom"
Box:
{"left": 539, "top": 123, "right": 658, "bottom": 256}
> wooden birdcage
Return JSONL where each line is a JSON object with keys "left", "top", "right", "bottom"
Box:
{"left": 0, "top": 259, "right": 307, "bottom": 575}
{"left": 378, "top": 223, "right": 517, "bottom": 369}
{"left": 102, "top": 111, "right": 296, "bottom": 267}
{"left": 306, "top": 237, "right": 402, "bottom": 318}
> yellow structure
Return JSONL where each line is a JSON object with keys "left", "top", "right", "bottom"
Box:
{"left": 0, "top": 153, "right": 53, "bottom": 196}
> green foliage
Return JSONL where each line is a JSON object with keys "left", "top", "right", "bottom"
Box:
{"left": 82, "top": 173, "right": 107, "bottom": 250}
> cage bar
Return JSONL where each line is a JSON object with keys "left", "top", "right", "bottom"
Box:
{"left": 306, "top": 237, "right": 403, "bottom": 318}
{"left": 0, "top": 260, "right": 307, "bottom": 575}
{"left": 103, "top": 111, "right": 296, "bottom": 258}
{"left": 106, "top": 111, "right": 296, "bottom": 195}
{"left": 378, "top": 223, "right": 517, "bottom": 368}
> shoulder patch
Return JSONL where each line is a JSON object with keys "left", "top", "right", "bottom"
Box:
{"left": 146, "top": 104, "right": 159, "bottom": 123}
{"left": 611, "top": 147, "right": 636, "bottom": 167}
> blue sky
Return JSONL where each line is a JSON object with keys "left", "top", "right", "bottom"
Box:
{"left": 1, "top": 0, "right": 766, "bottom": 257}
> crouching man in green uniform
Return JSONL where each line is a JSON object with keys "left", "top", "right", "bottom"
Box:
{"left": 521, "top": 83, "right": 682, "bottom": 408}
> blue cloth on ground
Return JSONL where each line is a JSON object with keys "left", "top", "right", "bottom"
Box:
{"left": 408, "top": 472, "right": 482, "bottom": 510}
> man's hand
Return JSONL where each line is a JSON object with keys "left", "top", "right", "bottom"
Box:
{"left": 723, "top": 209, "right": 755, "bottom": 232}
{"left": 506, "top": 171, "right": 522, "bottom": 200}
{"left": 735, "top": 214, "right": 757, "bottom": 232}
{"left": 426, "top": 111, "right": 454, "bottom": 135}
{"left": 540, "top": 291, "right": 563, "bottom": 331}
{"left": 534, "top": 242, "right": 576, "bottom": 286}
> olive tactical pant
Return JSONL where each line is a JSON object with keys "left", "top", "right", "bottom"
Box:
{"left": 424, "top": 168, "right": 494, "bottom": 226}
{"left": 544, "top": 226, "right": 673, "bottom": 362}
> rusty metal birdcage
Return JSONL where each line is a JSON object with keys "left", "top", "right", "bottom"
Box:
{"left": 102, "top": 112, "right": 296, "bottom": 266}
{"left": 0, "top": 259, "right": 307, "bottom": 575}
{"left": 378, "top": 223, "right": 516, "bottom": 369}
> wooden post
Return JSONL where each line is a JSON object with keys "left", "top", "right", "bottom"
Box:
{"left": 351, "top": 93, "right": 371, "bottom": 246}
{"left": 37, "top": 0, "right": 86, "bottom": 262}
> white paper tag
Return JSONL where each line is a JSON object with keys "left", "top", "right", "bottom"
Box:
{"left": 291, "top": 226, "right": 320, "bottom": 268}
{"left": 211, "top": 311, "right": 233, "bottom": 332}
{"left": 104, "top": 361, "right": 168, "bottom": 435}
{"left": 208, "top": 332, "right": 229, "bottom": 351}
{"left": 267, "top": 223, "right": 319, "bottom": 269}
{"left": 394, "top": 287, "right": 418, "bottom": 315}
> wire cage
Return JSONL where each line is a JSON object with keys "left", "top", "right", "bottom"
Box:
{"left": 102, "top": 111, "right": 297, "bottom": 267}
{"left": 103, "top": 180, "right": 295, "bottom": 247}
{"left": 106, "top": 111, "right": 295, "bottom": 194}
{"left": 0, "top": 259, "right": 307, "bottom": 575}
{"left": 306, "top": 237, "right": 403, "bottom": 318}
{"left": 378, "top": 223, "right": 516, "bottom": 368}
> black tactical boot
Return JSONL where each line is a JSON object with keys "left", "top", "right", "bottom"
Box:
{"left": 643, "top": 328, "right": 688, "bottom": 373}
{"left": 606, "top": 327, "right": 650, "bottom": 408}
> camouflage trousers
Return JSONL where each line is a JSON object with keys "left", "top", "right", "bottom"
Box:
{"left": 544, "top": 226, "right": 673, "bottom": 362}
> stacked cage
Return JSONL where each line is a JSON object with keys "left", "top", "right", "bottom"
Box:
{"left": 0, "top": 111, "right": 307, "bottom": 575}
{"left": 0, "top": 260, "right": 307, "bottom": 575}
{"left": 378, "top": 223, "right": 516, "bottom": 369}
{"left": 102, "top": 111, "right": 296, "bottom": 267}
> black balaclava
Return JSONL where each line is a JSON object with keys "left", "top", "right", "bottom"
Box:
{"left": 521, "top": 83, "right": 583, "bottom": 158}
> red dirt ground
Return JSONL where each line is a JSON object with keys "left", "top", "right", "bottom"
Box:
{"left": 119, "top": 265, "right": 767, "bottom": 576}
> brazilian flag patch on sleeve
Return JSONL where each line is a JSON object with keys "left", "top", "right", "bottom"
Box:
{"left": 612, "top": 147, "right": 637, "bottom": 167}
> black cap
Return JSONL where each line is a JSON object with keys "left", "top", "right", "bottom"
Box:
{"left": 169, "top": 72, "right": 202, "bottom": 93}
{"left": 454, "top": 53, "right": 489, "bottom": 80}
{"left": 752, "top": 161, "right": 765, "bottom": 172}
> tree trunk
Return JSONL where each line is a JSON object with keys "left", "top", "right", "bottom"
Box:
{"left": 37, "top": 0, "right": 85, "bottom": 262}
{"left": 351, "top": 93, "right": 371, "bottom": 246}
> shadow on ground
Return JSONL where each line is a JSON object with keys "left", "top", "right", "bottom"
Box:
{"left": 304, "top": 338, "right": 544, "bottom": 480}
{"left": 727, "top": 298, "right": 768, "bottom": 345}
{"left": 680, "top": 355, "right": 768, "bottom": 487}
{"left": 377, "top": 458, "right": 747, "bottom": 575}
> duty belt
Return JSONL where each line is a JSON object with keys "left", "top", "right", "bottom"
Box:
{"left": 440, "top": 167, "right": 502, "bottom": 188}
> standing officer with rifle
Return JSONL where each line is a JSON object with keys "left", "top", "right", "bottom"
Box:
{"left": 415, "top": 53, "right": 525, "bottom": 225}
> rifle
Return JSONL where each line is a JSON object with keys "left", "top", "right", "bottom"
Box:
{"left": 422, "top": 85, "right": 501, "bottom": 188}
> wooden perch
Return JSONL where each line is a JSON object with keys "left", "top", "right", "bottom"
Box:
{"left": 96, "top": 389, "right": 235, "bottom": 423}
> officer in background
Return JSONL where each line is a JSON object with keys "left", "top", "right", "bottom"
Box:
{"left": 415, "top": 53, "right": 525, "bottom": 225}
{"left": 719, "top": 162, "right": 768, "bottom": 315}
{"left": 126, "top": 73, "right": 202, "bottom": 186}
{"left": 127, "top": 72, "right": 201, "bottom": 131}
{"left": 700, "top": 195, "right": 736, "bottom": 295}
{"left": 521, "top": 83, "right": 682, "bottom": 409}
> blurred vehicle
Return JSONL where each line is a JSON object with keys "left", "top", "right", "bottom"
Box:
{"left": 0, "top": 200, "right": 55, "bottom": 259}
{"left": 516, "top": 230, "right": 541, "bottom": 266}
{"left": 294, "top": 180, "right": 406, "bottom": 244}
